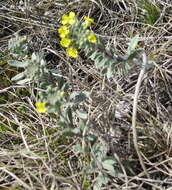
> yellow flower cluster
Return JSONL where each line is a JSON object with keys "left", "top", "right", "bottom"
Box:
{"left": 58, "top": 11, "right": 78, "bottom": 58}
{"left": 35, "top": 101, "right": 47, "bottom": 113}
{"left": 58, "top": 11, "right": 97, "bottom": 58}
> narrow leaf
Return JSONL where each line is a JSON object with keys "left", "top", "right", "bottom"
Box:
{"left": 16, "top": 78, "right": 31, "bottom": 84}
{"left": 106, "top": 66, "right": 113, "bottom": 78}
{"left": 62, "top": 129, "right": 75, "bottom": 137}
{"left": 8, "top": 60, "right": 29, "bottom": 68}
{"left": 67, "top": 108, "right": 73, "bottom": 125}
{"left": 86, "top": 50, "right": 95, "bottom": 57}
{"left": 89, "top": 52, "right": 100, "bottom": 60}
{"left": 98, "top": 58, "right": 109, "bottom": 69}
{"left": 127, "top": 34, "right": 139, "bottom": 55}
{"left": 11, "top": 71, "right": 25, "bottom": 81}
{"left": 74, "top": 92, "right": 88, "bottom": 104}
{"left": 79, "top": 119, "right": 86, "bottom": 131}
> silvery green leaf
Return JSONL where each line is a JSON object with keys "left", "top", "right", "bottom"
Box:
{"left": 93, "top": 173, "right": 109, "bottom": 190}
{"left": 82, "top": 91, "right": 90, "bottom": 98}
{"left": 63, "top": 102, "right": 75, "bottom": 107}
{"left": 67, "top": 107, "right": 73, "bottom": 124}
{"left": 86, "top": 50, "right": 95, "bottom": 57}
{"left": 95, "top": 56, "right": 109, "bottom": 69}
{"left": 69, "top": 91, "right": 79, "bottom": 99}
{"left": 16, "top": 78, "right": 31, "bottom": 84}
{"left": 102, "top": 159, "right": 116, "bottom": 173}
{"left": 73, "top": 143, "right": 89, "bottom": 153}
{"left": 76, "top": 110, "right": 87, "bottom": 119}
{"left": 11, "top": 71, "right": 25, "bottom": 81}
{"left": 8, "top": 60, "right": 29, "bottom": 68}
{"left": 74, "top": 92, "right": 89, "bottom": 104}
{"left": 79, "top": 119, "right": 86, "bottom": 131}
{"left": 102, "top": 159, "right": 116, "bottom": 166}
{"left": 62, "top": 129, "right": 76, "bottom": 137}
{"left": 127, "top": 34, "right": 139, "bottom": 55}
{"left": 31, "top": 52, "right": 37, "bottom": 61}
{"left": 93, "top": 182, "right": 102, "bottom": 190}
{"left": 96, "top": 173, "right": 109, "bottom": 185}
{"left": 72, "top": 127, "right": 81, "bottom": 134}
{"left": 73, "top": 144, "right": 82, "bottom": 152}
{"left": 92, "top": 143, "right": 107, "bottom": 161}
{"left": 90, "top": 52, "right": 101, "bottom": 60}
{"left": 50, "top": 69, "right": 61, "bottom": 75}
{"left": 106, "top": 65, "right": 113, "bottom": 78}
{"left": 48, "top": 106, "right": 58, "bottom": 113}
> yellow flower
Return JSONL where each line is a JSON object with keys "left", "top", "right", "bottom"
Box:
{"left": 35, "top": 102, "right": 47, "bottom": 113}
{"left": 58, "top": 25, "right": 69, "bottom": 38}
{"left": 61, "top": 14, "right": 68, "bottom": 25}
{"left": 83, "top": 16, "right": 95, "bottom": 27}
{"left": 61, "top": 11, "right": 76, "bottom": 25}
{"left": 88, "top": 33, "right": 97, "bottom": 43}
{"left": 60, "top": 38, "right": 71, "bottom": 47}
{"left": 66, "top": 47, "right": 78, "bottom": 58}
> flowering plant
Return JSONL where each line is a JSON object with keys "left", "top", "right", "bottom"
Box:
{"left": 7, "top": 10, "right": 152, "bottom": 190}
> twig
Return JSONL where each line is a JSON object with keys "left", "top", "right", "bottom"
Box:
{"left": 132, "top": 52, "right": 150, "bottom": 178}
{"left": 0, "top": 167, "right": 32, "bottom": 190}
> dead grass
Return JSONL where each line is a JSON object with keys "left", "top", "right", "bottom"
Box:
{"left": 0, "top": 0, "right": 172, "bottom": 189}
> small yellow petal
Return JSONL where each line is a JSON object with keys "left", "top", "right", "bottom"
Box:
{"left": 69, "top": 11, "right": 75, "bottom": 18}
{"left": 69, "top": 18, "right": 75, "bottom": 25}
{"left": 83, "top": 16, "right": 95, "bottom": 27}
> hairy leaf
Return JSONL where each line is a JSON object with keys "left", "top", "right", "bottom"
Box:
{"left": 127, "top": 35, "right": 139, "bottom": 55}
{"left": 11, "top": 71, "right": 25, "bottom": 81}
{"left": 8, "top": 60, "right": 29, "bottom": 68}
